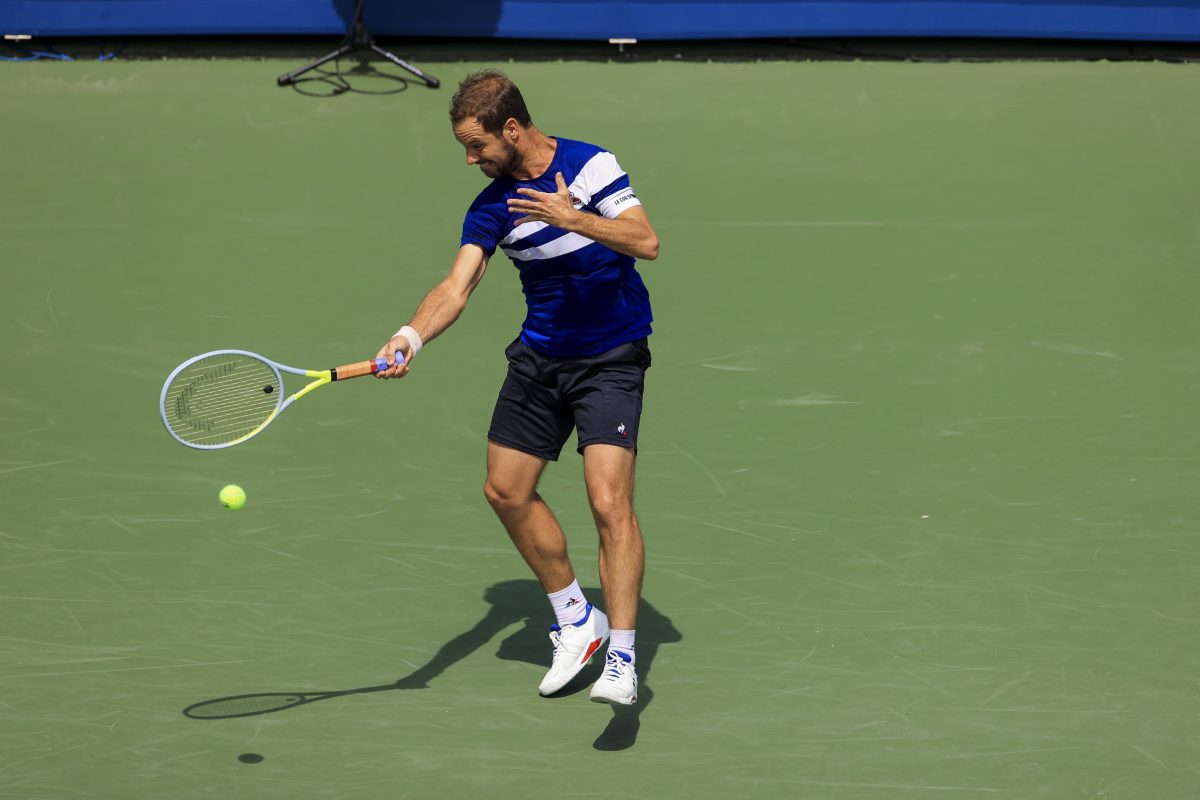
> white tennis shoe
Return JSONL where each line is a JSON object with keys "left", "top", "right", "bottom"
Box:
{"left": 589, "top": 650, "right": 638, "bottom": 706}
{"left": 537, "top": 604, "right": 609, "bottom": 696}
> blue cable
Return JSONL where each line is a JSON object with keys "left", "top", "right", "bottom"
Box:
{"left": 96, "top": 40, "right": 126, "bottom": 61}
{"left": 1, "top": 40, "right": 124, "bottom": 62}
{"left": 0, "top": 51, "right": 71, "bottom": 62}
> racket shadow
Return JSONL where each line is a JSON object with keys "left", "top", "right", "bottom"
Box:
{"left": 181, "top": 578, "right": 682, "bottom": 751}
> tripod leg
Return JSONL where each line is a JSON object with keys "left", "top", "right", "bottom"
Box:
{"left": 369, "top": 43, "right": 440, "bottom": 88}
{"left": 277, "top": 43, "right": 355, "bottom": 86}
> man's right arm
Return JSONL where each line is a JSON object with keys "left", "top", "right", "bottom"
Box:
{"left": 374, "top": 243, "right": 490, "bottom": 378}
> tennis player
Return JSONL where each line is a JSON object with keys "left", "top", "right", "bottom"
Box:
{"left": 375, "top": 69, "right": 659, "bottom": 706}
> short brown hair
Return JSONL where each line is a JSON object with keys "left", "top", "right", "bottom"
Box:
{"left": 449, "top": 69, "right": 532, "bottom": 133}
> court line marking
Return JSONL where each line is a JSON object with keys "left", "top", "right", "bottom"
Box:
{"left": 1129, "top": 743, "right": 1167, "bottom": 768}
{"left": 786, "top": 780, "right": 1002, "bottom": 793}
{"left": 719, "top": 221, "right": 885, "bottom": 227}
{"left": 6, "top": 659, "right": 255, "bottom": 679}
{"left": 671, "top": 444, "right": 727, "bottom": 498}
{"left": 979, "top": 669, "right": 1036, "bottom": 707}
{"left": 0, "top": 460, "right": 73, "bottom": 475}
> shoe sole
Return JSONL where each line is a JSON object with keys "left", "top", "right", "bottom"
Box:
{"left": 590, "top": 691, "right": 637, "bottom": 706}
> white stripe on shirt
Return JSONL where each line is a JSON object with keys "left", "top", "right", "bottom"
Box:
{"left": 501, "top": 231, "right": 595, "bottom": 262}
{"left": 569, "top": 151, "right": 626, "bottom": 216}
{"left": 500, "top": 220, "right": 548, "bottom": 247}
{"left": 596, "top": 187, "right": 642, "bottom": 219}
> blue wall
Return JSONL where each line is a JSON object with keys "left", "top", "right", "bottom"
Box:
{"left": 4, "top": 1, "right": 1199, "bottom": 42}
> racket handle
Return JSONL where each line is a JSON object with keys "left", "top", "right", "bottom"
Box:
{"left": 332, "top": 352, "right": 405, "bottom": 381}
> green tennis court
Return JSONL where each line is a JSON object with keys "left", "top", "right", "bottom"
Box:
{"left": 3, "top": 50, "right": 1198, "bottom": 798}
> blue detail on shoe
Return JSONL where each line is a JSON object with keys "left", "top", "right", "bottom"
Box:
{"left": 567, "top": 603, "right": 593, "bottom": 627}
{"left": 604, "top": 649, "right": 633, "bottom": 677}
{"left": 548, "top": 602, "right": 594, "bottom": 632}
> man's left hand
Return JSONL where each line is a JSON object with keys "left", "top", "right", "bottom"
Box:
{"left": 507, "top": 172, "right": 579, "bottom": 229}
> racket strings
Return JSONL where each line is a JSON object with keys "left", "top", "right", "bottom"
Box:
{"left": 163, "top": 355, "right": 281, "bottom": 446}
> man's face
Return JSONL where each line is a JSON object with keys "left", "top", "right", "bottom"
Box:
{"left": 453, "top": 117, "right": 519, "bottom": 179}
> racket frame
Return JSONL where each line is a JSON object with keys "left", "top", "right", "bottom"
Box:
{"left": 160, "top": 348, "right": 398, "bottom": 450}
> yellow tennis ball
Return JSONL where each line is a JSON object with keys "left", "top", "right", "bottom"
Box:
{"left": 219, "top": 484, "right": 246, "bottom": 510}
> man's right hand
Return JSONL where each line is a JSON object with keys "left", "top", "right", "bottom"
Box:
{"left": 374, "top": 336, "right": 412, "bottom": 379}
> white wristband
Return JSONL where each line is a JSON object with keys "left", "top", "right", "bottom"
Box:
{"left": 394, "top": 325, "right": 423, "bottom": 356}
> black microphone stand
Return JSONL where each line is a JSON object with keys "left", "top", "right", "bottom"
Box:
{"left": 277, "top": 0, "right": 439, "bottom": 89}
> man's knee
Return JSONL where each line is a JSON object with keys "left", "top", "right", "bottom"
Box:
{"left": 588, "top": 487, "right": 634, "bottom": 531}
{"left": 483, "top": 477, "right": 509, "bottom": 510}
{"left": 484, "top": 476, "right": 533, "bottom": 513}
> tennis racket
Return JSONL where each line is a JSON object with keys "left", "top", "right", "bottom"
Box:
{"left": 160, "top": 349, "right": 403, "bottom": 450}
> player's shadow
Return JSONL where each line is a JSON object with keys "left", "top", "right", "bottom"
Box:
{"left": 182, "top": 579, "right": 680, "bottom": 751}
{"left": 396, "top": 579, "right": 682, "bottom": 751}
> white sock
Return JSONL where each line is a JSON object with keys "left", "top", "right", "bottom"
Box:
{"left": 547, "top": 580, "right": 589, "bottom": 626}
{"left": 608, "top": 629, "right": 636, "bottom": 664}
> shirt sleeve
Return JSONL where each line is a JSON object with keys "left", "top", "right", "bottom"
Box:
{"left": 576, "top": 151, "right": 643, "bottom": 219}
{"left": 460, "top": 193, "right": 505, "bottom": 256}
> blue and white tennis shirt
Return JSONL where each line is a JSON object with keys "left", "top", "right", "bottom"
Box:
{"left": 461, "top": 137, "right": 653, "bottom": 358}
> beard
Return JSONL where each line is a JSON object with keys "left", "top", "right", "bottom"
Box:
{"left": 480, "top": 141, "right": 521, "bottom": 178}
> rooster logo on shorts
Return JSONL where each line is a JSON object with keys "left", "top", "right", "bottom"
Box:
{"left": 617, "top": 422, "right": 628, "bottom": 438}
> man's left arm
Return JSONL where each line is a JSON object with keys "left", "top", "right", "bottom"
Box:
{"left": 507, "top": 172, "right": 660, "bottom": 261}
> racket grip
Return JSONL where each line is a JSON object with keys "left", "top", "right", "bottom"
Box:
{"left": 333, "top": 352, "right": 405, "bottom": 381}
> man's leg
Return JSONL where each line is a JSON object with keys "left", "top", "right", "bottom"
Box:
{"left": 484, "top": 441, "right": 609, "bottom": 695}
{"left": 583, "top": 443, "right": 643, "bottom": 706}
{"left": 582, "top": 443, "right": 644, "bottom": 630}
{"left": 483, "top": 441, "right": 574, "bottom": 592}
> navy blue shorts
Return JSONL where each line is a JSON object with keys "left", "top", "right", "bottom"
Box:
{"left": 488, "top": 337, "right": 651, "bottom": 461}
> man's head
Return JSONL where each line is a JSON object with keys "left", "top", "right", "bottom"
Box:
{"left": 450, "top": 69, "right": 532, "bottom": 178}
